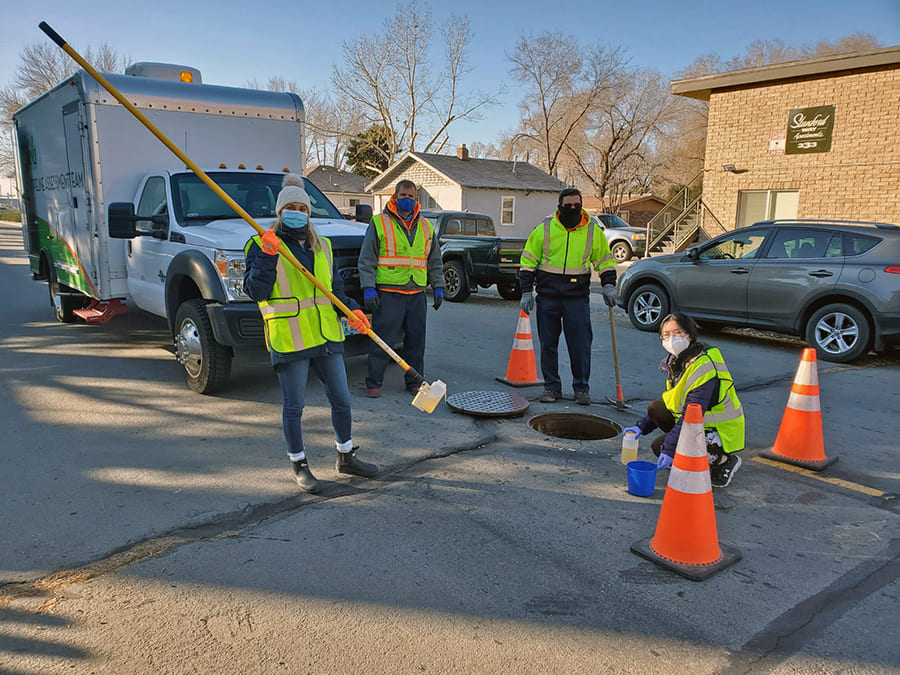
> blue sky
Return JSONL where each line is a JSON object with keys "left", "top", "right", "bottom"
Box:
{"left": 4, "top": 0, "right": 899, "bottom": 149}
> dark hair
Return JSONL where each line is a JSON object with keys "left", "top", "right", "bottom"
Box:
{"left": 395, "top": 179, "right": 416, "bottom": 195}
{"left": 558, "top": 187, "right": 582, "bottom": 207}
{"left": 659, "top": 312, "right": 698, "bottom": 341}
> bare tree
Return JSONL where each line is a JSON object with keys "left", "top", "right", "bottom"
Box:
{"left": 331, "top": 1, "right": 501, "bottom": 164}
{"left": 509, "top": 31, "right": 624, "bottom": 177}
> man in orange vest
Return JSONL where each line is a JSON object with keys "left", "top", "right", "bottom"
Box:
{"left": 358, "top": 180, "right": 444, "bottom": 397}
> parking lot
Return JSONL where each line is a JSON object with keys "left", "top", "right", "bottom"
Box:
{"left": 0, "top": 220, "right": 898, "bottom": 674}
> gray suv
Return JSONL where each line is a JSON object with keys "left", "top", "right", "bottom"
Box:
{"left": 617, "top": 219, "right": 900, "bottom": 362}
{"left": 594, "top": 213, "right": 647, "bottom": 262}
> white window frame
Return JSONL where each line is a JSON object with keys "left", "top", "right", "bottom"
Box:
{"left": 501, "top": 195, "right": 515, "bottom": 225}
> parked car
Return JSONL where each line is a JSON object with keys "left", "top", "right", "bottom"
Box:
{"left": 616, "top": 219, "right": 900, "bottom": 362}
{"left": 594, "top": 213, "right": 647, "bottom": 262}
{"left": 420, "top": 210, "right": 526, "bottom": 302}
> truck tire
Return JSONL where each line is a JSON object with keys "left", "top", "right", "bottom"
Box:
{"left": 805, "top": 303, "right": 870, "bottom": 363}
{"left": 443, "top": 260, "right": 470, "bottom": 302}
{"left": 627, "top": 283, "right": 668, "bottom": 332}
{"left": 174, "top": 299, "right": 232, "bottom": 394}
{"left": 47, "top": 267, "right": 86, "bottom": 323}
{"left": 496, "top": 279, "right": 522, "bottom": 301}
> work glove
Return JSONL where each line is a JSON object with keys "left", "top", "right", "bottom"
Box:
{"left": 260, "top": 228, "right": 281, "bottom": 256}
{"left": 347, "top": 309, "right": 370, "bottom": 335}
{"left": 601, "top": 284, "right": 617, "bottom": 307}
{"left": 520, "top": 290, "right": 535, "bottom": 315}
{"left": 622, "top": 426, "right": 642, "bottom": 439}
{"left": 433, "top": 288, "right": 443, "bottom": 311}
{"left": 363, "top": 287, "right": 380, "bottom": 313}
{"left": 656, "top": 453, "right": 673, "bottom": 471}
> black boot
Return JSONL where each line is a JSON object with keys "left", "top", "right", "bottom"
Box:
{"left": 336, "top": 449, "right": 377, "bottom": 478}
{"left": 291, "top": 459, "right": 320, "bottom": 494}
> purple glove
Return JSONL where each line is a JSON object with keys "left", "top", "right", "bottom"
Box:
{"left": 622, "top": 426, "right": 641, "bottom": 438}
{"left": 656, "top": 453, "right": 673, "bottom": 470}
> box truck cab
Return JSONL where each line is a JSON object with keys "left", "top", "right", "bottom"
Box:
{"left": 13, "top": 63, "right": 367, "bottom": 393}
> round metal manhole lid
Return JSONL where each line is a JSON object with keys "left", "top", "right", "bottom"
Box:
{"left": 528, "top": 413, "right": 620, "bottom": 440}
{"left": 446, "top": 390, "right": 530, "bottom": 417}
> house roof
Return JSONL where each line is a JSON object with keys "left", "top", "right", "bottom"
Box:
{"left": 366, "top": 152, "right": 569, "bottom": 193}
{"left": 305, "top": 165, "right": 369, "bottom": 194}
{"left": 671, "top": 45, "right": 900, "bottom": 101}
{"left": 583, "top": 194, "right": 666, "bottom": 212}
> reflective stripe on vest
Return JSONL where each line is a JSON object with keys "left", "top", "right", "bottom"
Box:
{"left": 662, "top": 348, "right": 745, "bottom": 453}
{"left": 373, "top": 214, "right": 433, "bottom": 286}
{"left": 246, "top": 235, "right": 342, "bottom": 352}
{"left": 535, "top": 217, "right": 595, "bottom": 276}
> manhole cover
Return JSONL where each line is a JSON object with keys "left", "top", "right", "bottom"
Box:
{"left": 446, "top": 390, "right": 530, "bottom": 417}
{"left": 528, "top": 413, "right": 620, "bottom": 440}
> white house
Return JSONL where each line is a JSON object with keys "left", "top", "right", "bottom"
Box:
{"left": 304, "top": 165, "right": 373, "bottom": 218}
{"left": 366, "top": 145, "right": 568, "bottom": 239}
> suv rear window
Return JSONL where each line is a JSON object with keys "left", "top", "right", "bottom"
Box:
{"left": 843, "top": 232, "right": 881, "bottom": 256}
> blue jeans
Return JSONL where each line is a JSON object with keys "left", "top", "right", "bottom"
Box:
{"left": 536, "top": 295, "right": 593, "bottom": 393}
{"left": 275, "top": 351, "right": 352, "bottom": 461}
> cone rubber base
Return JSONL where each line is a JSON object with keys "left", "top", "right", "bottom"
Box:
{"left": 758, "top": 448, "right": 839, "bottom": 472}
{"left": 495, "top": 376, "right": 543, "bottom": 388}
{"left": 631, "top": 537, "right": 742, "bottom": 582}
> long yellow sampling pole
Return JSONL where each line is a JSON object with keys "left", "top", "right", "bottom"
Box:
{"left": 38, "top": 21, "right": 424, "bottom": 386}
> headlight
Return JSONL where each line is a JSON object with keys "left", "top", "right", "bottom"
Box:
{"left": 215, "top": 250, "right": 249, "bottom": 300}
{"left": 632, "top": 233, "right": 646, "bottom": 240}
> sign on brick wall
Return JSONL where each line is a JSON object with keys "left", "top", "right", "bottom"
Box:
{"left": 786, "top": 105, "right": 835, "bottom": 154}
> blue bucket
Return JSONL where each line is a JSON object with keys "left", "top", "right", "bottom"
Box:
{"left": 627, "top": 460, "right": 658, "bottom": 497}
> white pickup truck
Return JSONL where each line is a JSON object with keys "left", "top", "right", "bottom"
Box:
{"left": 13, "top": 62, "right": 368, "bottom": 393}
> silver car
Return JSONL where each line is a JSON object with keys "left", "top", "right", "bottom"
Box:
{"left": 595, "top": 214, "right": 647, "bottom": 262}
{"left": 617, "top": 219, "right": 900, "bottom": 362}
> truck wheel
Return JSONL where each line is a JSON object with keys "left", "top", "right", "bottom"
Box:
{"left": 627, "top": 283, "right": 668, "bottom": 332}
{"left": 611, "top": 241, "right": 632, "bottom": 263}
{"left": 47, "top": 268, "right": 85, "bottom": 323}
{"left": 496, "top": 279, "right": 522, "bottom": 301}
{"left": 443, "top": 260, "right": 470, "bottom": 302}
{"left": 174, "top": 299, "right": 232, "bottom": 394}
{"left": 805, "top": 303, "right": 870, "bottom": 363}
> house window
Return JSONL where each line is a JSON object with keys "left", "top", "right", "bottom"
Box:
{"left": 736, "top": 190, "right": 799, "bottom": 228}
{"left": 349, "top": 199, "right": 360, "bottom": 207}
{"left": 417, "top": 188, "right": 438, "bottom": 210}
{"left": 501, "top": 196, "right": 515, "bottom": 224}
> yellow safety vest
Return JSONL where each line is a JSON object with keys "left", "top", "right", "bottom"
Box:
{"left": 519, "top": 212, "right": 616, "bottom": 276}
{"left": 373, "top": 213, "right": 433, "bottom": 287}
{"left": 245, "top": 235, "right": 343, "bottom": 353}
{"left": 662, "top": 347, "right": 745, "bottom": 453}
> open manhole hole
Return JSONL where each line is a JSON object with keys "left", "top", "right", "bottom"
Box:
{"left": 528, "top": 413, "right": 620, "bottom": 440}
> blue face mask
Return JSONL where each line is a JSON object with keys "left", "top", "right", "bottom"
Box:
{"left": 396, "top": 197, "right": 416, "bottom": 214}
{"left": 281, "top": 210, "right": 309, "bottom": 229}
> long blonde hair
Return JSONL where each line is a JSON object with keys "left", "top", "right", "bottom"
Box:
{"left": 275, "top": 215, "right": 324, "bottom": 253}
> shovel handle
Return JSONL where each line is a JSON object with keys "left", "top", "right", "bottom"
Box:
{"left": 39, "top": 21, "right": 419, "bottom": 378}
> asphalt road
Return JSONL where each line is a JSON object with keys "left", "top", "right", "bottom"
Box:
{"left": 1, "top": 220, "right": 898, "bottom": 674}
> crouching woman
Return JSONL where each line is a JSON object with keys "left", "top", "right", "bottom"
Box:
{"left": 623, "top": 313, "right": 745, "bottom": 488}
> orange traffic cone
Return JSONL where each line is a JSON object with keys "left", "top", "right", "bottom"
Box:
{"left": 631, "top": 403, "right": 741, "bottom": 581}
{"left": 760, "top": 348, "right": 838, "bottom": 471}
{"left": 496, "top": 310, "right": 543, "bottom": 387}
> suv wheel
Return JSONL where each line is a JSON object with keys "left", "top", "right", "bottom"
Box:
{"left": 627, "top": 283, "right": 669, "bottom": 332}
{"left": 805, "top": 303, "right": 870, "bottom": 363}
{"left": 611, "top": 241, "right": 632, "bottom": 263}
{"left": 443, "top": 260, "right": 470, "bottom": 302}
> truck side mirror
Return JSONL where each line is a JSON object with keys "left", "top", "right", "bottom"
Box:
{"left": 108, "top": 203, "right": 168, "bottom": 239}
{"left": 108, "top": 202, "right": 138, "bottom": 239}
{"left": 354, "top": 204, "right": 373, "bottom": 223}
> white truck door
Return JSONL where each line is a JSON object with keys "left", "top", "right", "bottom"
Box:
{"left": 62, "top": 104, "right": 96, "bottom": 295}
{"left": 124, "top": 176, "right": 173, "bottom": 317}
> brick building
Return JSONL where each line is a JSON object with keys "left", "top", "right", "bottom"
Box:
{"left": 671, "top": 46, "right": 900, "bottom": 231}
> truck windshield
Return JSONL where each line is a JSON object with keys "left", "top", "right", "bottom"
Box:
{"left": 170, "top": 172, "right": 343, "bottom": 224}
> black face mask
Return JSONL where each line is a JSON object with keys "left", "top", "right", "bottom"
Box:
{"left": 558, "top": 205, "right": 582, "bottom": 228}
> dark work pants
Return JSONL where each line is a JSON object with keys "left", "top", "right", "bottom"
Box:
{"left": 646, "top": 399, "right": 726, "bottom": 461}
{"left": 366, "top": 290, "right": 427, "bottom": 390}
{"left": 535, "top": 294, "right": 592, "bottom": 393}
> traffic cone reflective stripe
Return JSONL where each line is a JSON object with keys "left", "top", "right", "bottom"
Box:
{"left": 496, "top": 310, "right": 543, "bottom": 387}
{"left": 631, "top": 403, "right": 741, "bottom": 581}
{"left": 760, "top": 348, "right": 837, "bottom": 471}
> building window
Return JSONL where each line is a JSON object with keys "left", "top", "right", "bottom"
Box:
{"left": 349, "top": 199, "right": 359, "bottom": 207}
{"left": 736, "top": 190, "right": 799, "bottom": 228}
{"left": 501, "top": 196, "right": 515, "bottom": 224}
{"left": 417, "top": 188, "right": 438, "bottom": 210}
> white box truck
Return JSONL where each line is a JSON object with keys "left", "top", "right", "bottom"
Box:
{"left": 13, "top": 62, "right": 370, "bottom": 393}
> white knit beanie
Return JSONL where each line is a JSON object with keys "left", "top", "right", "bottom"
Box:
{"left": 275, "top": 172, "right": 311, "bottom": 215}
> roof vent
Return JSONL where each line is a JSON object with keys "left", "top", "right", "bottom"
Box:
{"left": 125, "top": 62, "right": 202, "bottom": 84}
